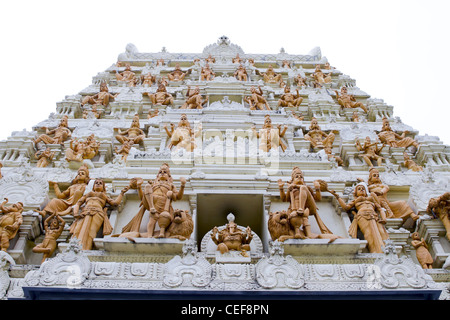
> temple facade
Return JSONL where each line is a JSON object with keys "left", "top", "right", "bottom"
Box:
{"left": 0, "top": 36, "right": 449, "bottom": 300}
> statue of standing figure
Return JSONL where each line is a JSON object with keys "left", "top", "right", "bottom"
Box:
{"left": 269, "top": 167, "right": 340, "bottom": 242}
{"left": 32, "top": 213, "right": 65, "bottom": 263}
{"left": 70, "top": 178, "right": 129, "bottom": 250}
{"left": 164, "top": 114, "right": 201, "bottom": 152}
{"left": 251, "top": 115, "right": 288, "bottom": 152}
{"left": 331, "top": 183, "right": 389, "bottom": 253}
{"left": 119, "top": 164, "right": 192, "bottom": 240}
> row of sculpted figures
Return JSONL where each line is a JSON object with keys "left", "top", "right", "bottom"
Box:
{"left": 0, "top": 162, "right": 448, "bottom": 270}
{"left": 29, "top": 111, "right": 424, "bottom": 173}
{"left": 114, "top": 54, "right": 339, "bottom": 90}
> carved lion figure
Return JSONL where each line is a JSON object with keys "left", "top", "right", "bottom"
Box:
{"left": 268, "top": 210, "right": 340, "bottom": 243}
{"left": 268, "top": 210, "right": 301, "bottom": 242}
{"left": 164, "top": 210, "right": 194, "bottom": 240}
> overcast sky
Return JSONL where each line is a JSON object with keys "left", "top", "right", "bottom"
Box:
{"left": 1, "top": 0, "right": 449, "bottom": 146}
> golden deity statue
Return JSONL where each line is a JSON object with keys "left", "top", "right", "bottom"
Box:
{"left": 252, "top": 115, "right": 288, "bottom": 152}
{"left": 269, "top": 167, "right": 340, "bottom": 242}
{"left": 120, "top": 164, "right": 192, "bottom": 240}
{"left": 115, "top": 114, "right": 146, "bottom": 146}
{"left": 334, "top": 87, "right": 368, "bottom": 113}
{"left": 0, "top": 199, "right": 23, "bottom": 252}
{"left": 304, "top": 117, "right": 335, "bottom": 150}
{"left": 164, "top": 114, "right": 201, "bottom": 152}
{"left": 81, "top": 82, "right": 118, "bottom": 107}
{"left": 145, "top": 83, "right": 174, "bottom": 106}
{"left": 331, "top": 183, "right": 389, "bottom": 253}
{"left": 245, "top": 86, "right": 270, "bottom": 111}
{"left": 355, "top": 136, "right": 385, "bottom": 168}
{"left": 180, "top": 86, "right": 208, "bottom": 109}
{"left": 33, "top": 115, "right": 71, "bottom": 147}
{"left": 32, "top": 213, "right": 65, "bottom": 263}
{"left": 70, "top": 178, "right": 129, "bottom": 250}
{"left": 377, "top": 117, "right": 419, "bottom": 150}
{"left": 277, "top": 86, "right": 303, "bottom": 108}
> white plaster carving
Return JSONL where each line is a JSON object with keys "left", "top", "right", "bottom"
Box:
{"left": 255, "top": 241, "right": 305, "bottom": 289}
{"left": 163, "top": 240, "right": 212, "bottom": 288}
{"left": 0, "top": 252, "right": 15, "bottom": 299}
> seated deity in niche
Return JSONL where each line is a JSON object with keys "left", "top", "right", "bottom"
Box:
{"left": 426, "top": 192, "right": 450, "bottom": 241}
{"left": 35, "top": 165, "right": 90, "bottom": 219}
{"left": 144, "top": 83, "right": 174, "bottom": 107}
{"left": 331, "top": 183, "right": 389, "bottom": 253}
{"left": 33, "top": 115, "right": 72, "bottom": 148}
{"left": 167, "top": 63, "right": 191, "bottom": 82}
{"left": 164, "top": 113, "right": 201, "bottom": 152}
{"left": 118, "top": 164, "right": 193, "bottom": 241}
{"left": 277, "top": 86, "right": 303, "bottom": 108}
{"left": 251, "top": 115, "right": 288, "bottom": 152}
{"left": 81, "top": 82, "right": 118, "bottom": 108}
{"left": 366, "top": 168, "right": 420, "bottom": 224}
{"left": 234, "top": 64, "right": 248, "bottom": 81}
{"left": 334, "top": 87, "right": 368, "bottom": 113}
{"left": 269, "top": 167, "right": 340, "bottom": 242}
{"left": 377, "top": 117, "right": 419, "bottom": 151}
{"left": 141, "top": 72, "right": 156, "bottom": 87}
{"left": 402, "top": 152, "right": 423, "bottom": 172}
{"left": 312, "top": 64, "right": 332, "bottom": 88}
{"left": 0, "top": 199, "right": 23, "bottom": 252}
{"left": 180, "top": 86, "right": 208, "bottom": 109}
{"left": 200, "top": 63, "right": 215, "bottom": 81}
{"left": 293, "top": 74, "right": 307, "bottom": 87}
{"left": 65, "top": 134, "right": 100, "bottom": 163}
{"left": 35, "top": 147, "right": 55, "bottom": 168}
{"left": 115, "top": 114, "right": 146, "bottom": 146}
{"left": 70, "top": 178, "right": 129, "bottom": 250}
{"left": 304, "top": 117, "right": 336, "bottom": 150}
{"left": 245, "top": 86, "right": 270, "bottom": 111}
{"left": 257, "top": 64, "right": 283, "bottom": 84}
{"left": 115, "top": 63, "right": 137, "bottom": 86}
{"left": 355, "top": 136, "right": 385, "bottom": 168}
{"left": 211, "top": 214, "right": 253, "bottom": 257}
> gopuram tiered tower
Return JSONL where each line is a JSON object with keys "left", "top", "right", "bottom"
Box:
{"left": 0, "top": 36, "right": 449, "bottom": 300}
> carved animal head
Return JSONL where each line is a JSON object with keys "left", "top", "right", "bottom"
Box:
{"left": 267, "top": 210, "right": 293, "bottom": 241}
{"left": 166, "top": 210, "right": 194, "bottom": 240}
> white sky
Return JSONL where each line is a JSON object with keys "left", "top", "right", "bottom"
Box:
{"left": 1, "top": 0, "right": 449, "bottom": 146}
